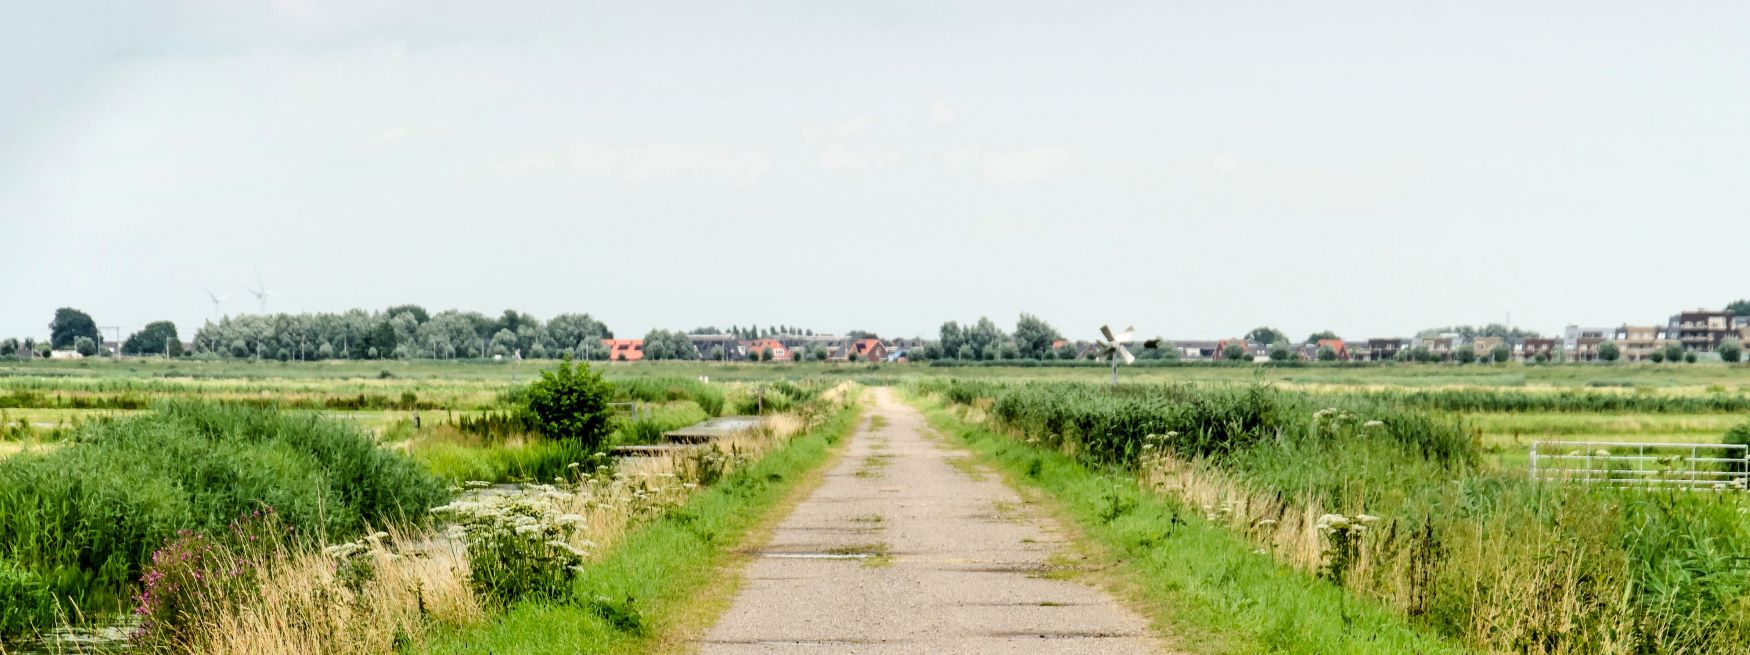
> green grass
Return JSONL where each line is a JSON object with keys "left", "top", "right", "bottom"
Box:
{"left": 0, "top": 402, "right": 447, "bottom": 613}
{"left": 910, "top": 394, "right": 1471, "bottom": 655}
{"left": 422, "top": 398, "right": 862, "bottom": 654}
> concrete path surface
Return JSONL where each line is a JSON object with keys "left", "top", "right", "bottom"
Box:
{"left": 695, "top": 388, "right": 1165, "bottom": 654}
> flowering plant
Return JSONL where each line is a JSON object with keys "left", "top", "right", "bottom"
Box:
{"left": 432, "top": 486, "right": 590, "bottom": 605}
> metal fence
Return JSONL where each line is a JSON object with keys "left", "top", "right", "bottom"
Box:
{"left": 1530, "top": 440, "right": 1750, "bottom": 490}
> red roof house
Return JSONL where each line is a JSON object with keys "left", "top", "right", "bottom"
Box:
{"left": 603, "top": 339, "right": 644, "bottom": 362}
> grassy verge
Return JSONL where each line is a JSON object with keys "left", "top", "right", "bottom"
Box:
{"left": 908, "top": 393, "right": 1472, "bottom": 655}
{"left": 423, "top": 398, "right": 862, "bottom": 654}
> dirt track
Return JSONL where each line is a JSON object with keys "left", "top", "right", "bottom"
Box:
{"left": 695, "top": 388, "right": 1164, "bottom": 654}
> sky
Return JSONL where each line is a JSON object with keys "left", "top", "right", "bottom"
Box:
{"left": 3, "top": 1, "right": 1748, "bottom": 343}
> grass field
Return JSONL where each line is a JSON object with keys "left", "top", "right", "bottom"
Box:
{"left": 1, "top": 357, "right": 1745, "bottom": 652}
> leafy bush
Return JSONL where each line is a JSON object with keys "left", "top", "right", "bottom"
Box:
{"left": 524, "top": 358, "right": 616, "bottom": 452}
{"left": 0, "top": 557, "right": 54, "bottom": 640}
{"left": 0, "top": 403, "right": 446, "bottom": 607}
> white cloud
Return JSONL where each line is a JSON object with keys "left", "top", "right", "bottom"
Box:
{"left": 930, "top": 101, "right": 956, "bottom": 125}
{"left": 980, "top": 148, "right": 1069, "bottom": 183}
{"left": 817, "top": 144, "right": 900, "bottom": 171}
{"left": 566, "top": 142, "right": 771, "bottom": 184}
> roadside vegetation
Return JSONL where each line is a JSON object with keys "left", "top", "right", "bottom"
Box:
{"left": 912, "top": 378, "right": 1750, "bottom": 654}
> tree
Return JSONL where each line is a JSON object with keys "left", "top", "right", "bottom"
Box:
{"left": 1268, "top": 341, "right": 1294, "bottom": 362}
{"left": 1454, "top": 345, "right": 1476, "bottom": 364}
{"left": 1650, "top": 350, "right": 1666, "bottom": 364}
{"left": 1597, "top": 341, "right": 1622, "bottom": 362}
{"left": 809, "top": 344, "right": 829, "bottom": 361}
{"left": 956, "top": 344, "right": 975, "bottom": 361}
{"left": 1223, "top": 344, "right": 1247, "bottom": 361}
{"left": 1316, "top": 345, "right": 1338, "bottom": 362}
{"left": 759, "top": 347, "right": 774, "bottom": 362}
{"left": 122, "top": 321, "right": 182, "bottom": 356}
{"left": 1013, "top": 314, "right": 1064, "bottom": 359}
{"left": 0, "top": 339, "right": 16, "bottom": 357}
{"left": 74, "top": 336, "right": 97, "bottom": 357}
{"left": 1490, "top": 344, "right": 1511, "bottom": 363}
{"left": 383, "top": 304, "right": 430, "bottom": 324}
{"left": 524, "top": 358, "right": 616, "bottom": 451}
{"left": 998, "top": 342, "right": 1021, "bottom": 360}
{"left": 708, "top": 345, "right": 725, "bottom": 361}
{"left": 49, "top": 308, "right": 100, "bottom": 350}
{"left": 1662, "top": 344, "right": 1684, "bottom": 364}
{"left": 1720, "top": 338, "right": 1743, "bottom": 363}
{"left": 939, "top": 322, "right": 965, "bottom": 359}
{"left": 1306, "top": 330, "right": 1339, "bottom": 344}
{"left": 1245, "top": 327, "right": 1287, "bottom": 346}
{"left": 1684, "top": 352, "right": 1697, "bottom": 364}
{"left": 1727, "top": 299, "right": 1750, "bottom": 317}
{"left": 967, "top": 317, "right": 1006, "bottom": 360}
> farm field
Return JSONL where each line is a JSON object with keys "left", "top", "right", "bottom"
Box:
{"left": 0, "top": 358, "right": 1746, "bottom": 654}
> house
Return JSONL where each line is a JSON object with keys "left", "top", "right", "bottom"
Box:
{"left": 1314, "top": 338, "right": 1349, "bottom": 361}
{"left": 1173, "top": 340, "right": 1221, "bottom": 360}
{"left": 688, "top": 334, "right": 742, "bottom": 361}
{"left": 1419, "top": 337, "right": 1456, "bottom": 361}
{"left": 742, "top": 339, "right": 791, "bottom": 362}
{"left": 850, "top": 339, "right": 887, "bottom": 362}
{"left": 1613, "top": 325, "right": 1672, "bottom": 362}
{"left": 1572, "top": 336, "right": 1609, "bottom": 362}
{"left": 1362, "top": 338, "right": 1407, "bottom": 362}
{"left": 1471, "top": 336, "right": 1506, "bottom": 359}
{"left": 1516, "top": 338, "right": 1561, "bottom": 361}
{"left": 602, "top": 339, "right": 645, "bottom": 362}
{"left": 1563, "top": 326, "right": 1612, "bottom": 354}
{"left": 1669, "top": 309, "right": 1738, "bottom": 352}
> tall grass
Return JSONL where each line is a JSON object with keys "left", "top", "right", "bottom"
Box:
{"left": 0, "top": 402, "right": 447, "bottom": 610}
{"left": 918, "top": 378, "right": 1750, "bottom": 654}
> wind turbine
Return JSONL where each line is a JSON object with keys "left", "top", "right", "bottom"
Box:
{"left": 243, "top": 273, "right": 283, "bottom": 314}
{"left": 203, "top": 286, "right": 234, "bottom": 320}
{"left": 1090, "top": 325, "right": 1161, "bottom": 386}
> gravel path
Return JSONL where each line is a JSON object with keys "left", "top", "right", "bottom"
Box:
{"left": 695, "top": 388, "right": 1166, "bottom": 654}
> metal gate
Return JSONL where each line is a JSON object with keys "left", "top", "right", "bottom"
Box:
{"left": 1530, "top": 441, "right": 1750, "bottom": 490}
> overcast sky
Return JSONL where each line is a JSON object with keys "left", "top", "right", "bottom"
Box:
{"left": 4, "top": 1, "right": 1747, "bottom": 343}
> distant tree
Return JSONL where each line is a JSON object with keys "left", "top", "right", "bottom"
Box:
{"left": 998, "top": 342, "right": 1021, "bottom": 360}
{"left": 847, "top": 330, "right": 879, "bottom": 340}
{"left": 74, "top": 336, "right": 97, "bottom": 357}
{"left": 383, "top": 304, "right": 430, "bottom": 324}
{"left": 1268, "top": 341, "right": 1294, "bottom": 362}
{"left": 1727, "top": 299, "right": 1750, "bottom": 317}
{"left": 1720, "top": 338, "right": 1743, "bottom": 363}
{"left": 1013, "top": 314, "right": 1064, "bottom": 359}
{"left": 1454, "top": 345, "right": 1476, "bottom": 364}
{"left": 122, "top": 321, "right": 182, "bottom": 356}
{"left": 1245, "top": 327, "right": 1287, "bottom": 346}
{"left": 809, "top": 344, "right": 829, "bottom": 361}
{"left": 1533, "top": 352, "right": 1549, "bottom": 364}
{"left": 1490, "top": 344, "right": 1511, "bottom": 363}
{"left": 956, "top": 344, "right": 975, "bottom": 361}
{"left": 1409, "top": 346, "right": 1435, "bottom": 363}
{"left": 318, "top": 342, "right": 335, "bottom": 359}
{"left": 1223, "top": 344, "right": 1247, "bottom": 361}
{"left": 1597, "top": 341, "right": 1622, "bottom": 362}
{"left": 0, "top": 338, "right": 16, "bottom": 357}
{"left": 939, "top": 322, "right": 965, "bottom": 358}
{"left": 1306, "top": 330, "right": 1339, "bottom": 343}
{"left": 759, "top": 347, "right": 774, "bottom": 362}
{"left": 1684, "top": 352, "right": 1697, "bottom": 364}
{"left": 708, "top": 345, "right": 725, "bottom": 361}
{"left": 1649, "top": 350, "right": 1665, "bottom": 363}
{"left": 848, "top": 352, "right": 860, "bottom": 363}
{"left": 967, "top": 317, "right": 1007, "bottom": 360}
{"left": 1662, "top": 344, "right": 1684, "bottom": 363}
{"left": 1316, "top": 345, "right": 1338, "bottom": 362}
{"left": 489, "top": 329, "right": 517, "bottom": 357}
{"left": 49, "top": 308, "right": 100, "bottom": 350}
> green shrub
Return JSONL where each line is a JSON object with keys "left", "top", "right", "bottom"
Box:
{"left": 524, "top": 358, "right": 616, "bottom": 452}
{"left": 0, "top": 402, "right": 446, "bottom": 608}
{"left": 432, "top": 494, "right": 587, "bottom": 606}
{"left": 0, "top": 557, "right": 55, "bottom": 640}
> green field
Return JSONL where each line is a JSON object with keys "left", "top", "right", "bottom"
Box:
{"left": 1, "top": 357, "right": 1746, "bottom": 653}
